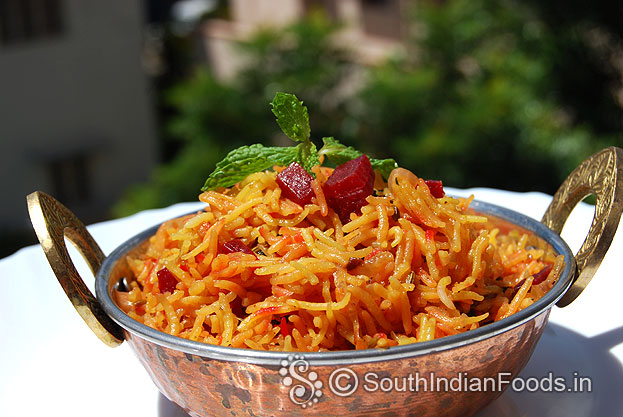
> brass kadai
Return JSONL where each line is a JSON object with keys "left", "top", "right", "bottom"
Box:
{"left": 27, "top": 147, "right": 623, "bottom": 417}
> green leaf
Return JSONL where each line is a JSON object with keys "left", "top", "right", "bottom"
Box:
{"left": 297, "top": 142, "right": 320, "bottom": 174}
{"left": 270, "top": 92, "right": 311, "bottom": 143}
{"left": 370, "top": 158, "right": 399, "bottom": 179}
{"left": 318, "top": 137, "right": 359, "bottom": 164}
{"left": 201, "top": 144, "right": 298, "bottom": 191}
{"left": 319, "top": 137, "right": 398, "bottom": 178}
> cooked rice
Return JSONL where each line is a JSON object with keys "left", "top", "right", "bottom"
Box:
{"left": 116, "top": 167, "right": 563, "bottom": 351}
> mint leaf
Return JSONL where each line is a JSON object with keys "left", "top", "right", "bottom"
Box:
{"left": 370, "top": 158, "right": 398, "bottom": 179}
{"left": 298, "top": 142, "right": 319, "bottom": 174}
{"left": 370, "top": 158, "right": 399, "bottom": 179}
{"left": 270, "top": 92, "right": 311, "bottom": 143}
{"left": 319, "top": 137, "right": 398, "bottom": 178}
{"left": 318, "top": 137, "right": 360, "bottom": 164}
{"left": 271, "top": 92, "right": 318, "bottom": 174}
{"left": 202, "top": 144, "right": 298, "bottom": 191}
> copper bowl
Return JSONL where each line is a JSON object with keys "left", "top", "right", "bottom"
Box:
{"left": 27, "top": 147, "right": 623, "bottom": 417}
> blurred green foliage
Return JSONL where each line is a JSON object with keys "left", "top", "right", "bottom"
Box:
{"left": 354, "top": 0, "right": 616, "bottom": 191}
{"left": 113, "top": 0, "right": 621, "bottom": 216}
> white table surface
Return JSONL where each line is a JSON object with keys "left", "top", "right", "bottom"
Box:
{"left": 1, "top": 188, "right": 621, "bottom": 417}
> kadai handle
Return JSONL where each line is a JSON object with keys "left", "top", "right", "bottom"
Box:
{"left": 542, "top": 146, "right": 623, "bottom": 307}
{"left": 27, "top": 191, "right": 125, "bottom": 347}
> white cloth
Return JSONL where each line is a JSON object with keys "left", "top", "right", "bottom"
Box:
{"left": 1, "top": 189, "right": 620, "bottom": 416}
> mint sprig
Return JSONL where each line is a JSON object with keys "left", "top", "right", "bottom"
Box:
{"left": 319, "top": 137, "right": 398, "bottom": 179}
{"left": 271, "top": 92, "right": 320, "bottom": 172}
{"left": 201, "top": 92, "right": 398, "bottom": 191}
{"left": 201, "top": 144, "right": 297, "bottom": 191}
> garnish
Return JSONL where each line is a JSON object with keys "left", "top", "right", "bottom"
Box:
{"left": 319, "top": 137, "right": 397, "bottom": 179}
{"left": 270, "top": 93, "right": 320, "bottom": 173}
{"left": 202, "top": 92, "right": 397, "bottom": 191}
{"left": 201, "top": 144, "right": 298, "bottom": 191}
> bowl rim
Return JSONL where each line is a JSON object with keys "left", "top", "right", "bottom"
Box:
{"left": 96, "top": 199, "right": 576, "bottom": 366}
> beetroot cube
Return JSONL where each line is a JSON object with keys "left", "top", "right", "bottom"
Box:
{"left": 424, "top": 179, "right": 444, "bottom": 198}
{"left": 532, "top": 264, "right": 552, "bottom": 285}
{"left": 157, "top": 267, "right": 178, "bottom": 293}
{"left": 323, "top": 155, "right": 374, "bottom": 223}
{"left": 220, "top": 239, "right": 255, "bottom": 256}
{"left": 276, "top": 162, "right": 315, "bottom": 205}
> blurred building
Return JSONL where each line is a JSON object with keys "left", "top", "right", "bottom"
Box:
{"left": 201, "top": 0, "right": 408, "bottom": 81}
{"left": 0, "top": 0, "right": 157, "bottom": 254}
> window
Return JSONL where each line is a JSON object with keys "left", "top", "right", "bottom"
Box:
{"left": 0, "top": 0, "right": 64, "bottom": 45}
{"left": 47, "top": 152, "right": 92, "bottom": 205}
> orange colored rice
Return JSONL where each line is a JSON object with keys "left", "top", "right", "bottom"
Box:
{"left": 116, "top": 167, "right": 563, "bottom": 351}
